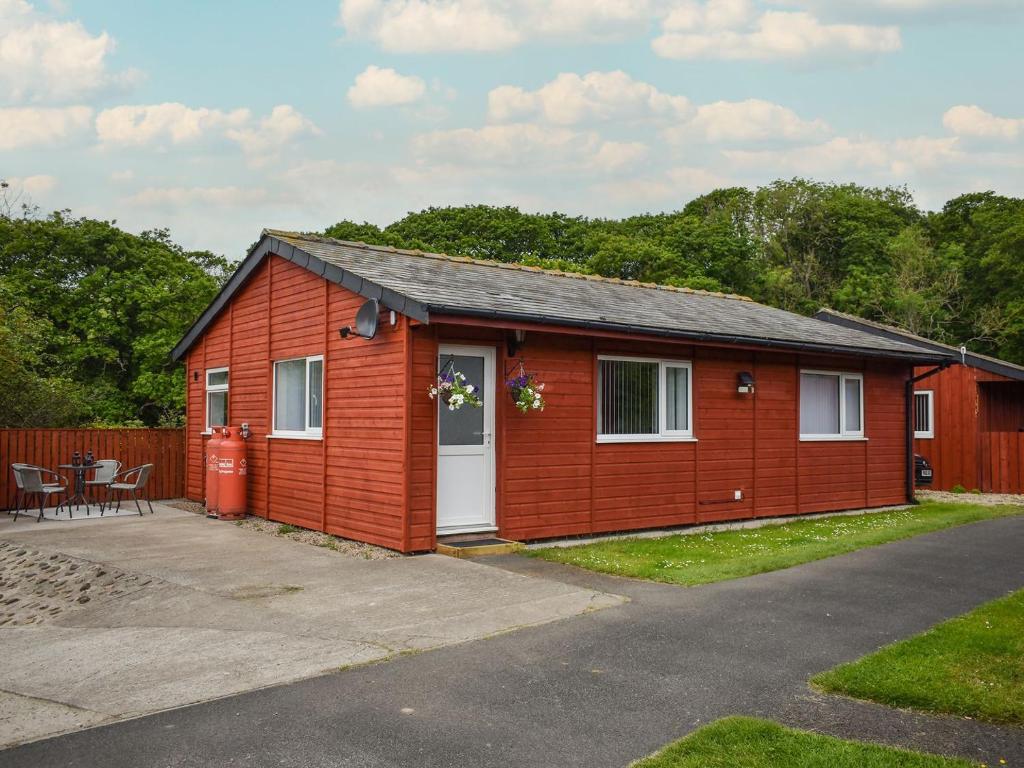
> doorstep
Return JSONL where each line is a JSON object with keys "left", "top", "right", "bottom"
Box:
{"left": 436, "top": 537, "right": 525, "bottom": 558}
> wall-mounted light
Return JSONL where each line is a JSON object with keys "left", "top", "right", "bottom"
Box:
{"left": 737, "top": 371, "right": 755, "bottom": 394}
{"left": 506, "top": 328, "right": 527, "bottom": 357}
{"left": 193, "top": 370, "right": 199, "bottom": 382}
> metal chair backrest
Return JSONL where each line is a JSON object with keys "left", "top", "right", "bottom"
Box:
{"left": 17, "top": 466, "right": 45, "bottom": 494}
{"left": 120, "top": 464, "right": 154, "bottom": 490}
{"left": 91, "top": 459, "right": 120, "bottom": 484}
{"left": 11, "top": 463, "right": 32, "bottom": 491}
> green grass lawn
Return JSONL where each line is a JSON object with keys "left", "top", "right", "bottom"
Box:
{"left": 631, "top": 717, "right": 972, "bottom": 768}
{"left": 813, "top": 589, "right": 1024, "bottom": 725}
{"left": 526, "top": 501, "right": 1022, "bottom": 587}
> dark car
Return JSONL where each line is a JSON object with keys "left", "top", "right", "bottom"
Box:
{"left": 915, "top": 453, "right": 934, "bottom": 486}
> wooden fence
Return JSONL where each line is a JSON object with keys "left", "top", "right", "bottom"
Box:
{"left": 979, "top": 431, "right": 1024, "bottom": 494}
{"left": 0, "top": 428, "right": 185, "bottom": 509}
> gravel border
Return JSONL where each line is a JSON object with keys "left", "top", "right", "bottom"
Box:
{"left": 161, "top": 500, "right": 398, "bottom": 559}
{"left": 916, "top": 489, "right": 1024, "bottom": 506}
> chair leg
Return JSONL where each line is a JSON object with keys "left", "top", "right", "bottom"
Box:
{"left": 12, "top": 492, "right": 24, "bottom": 522}
{"left": 37, "top": 494, "right": 45, "bottom": 522}
{"left": 133, "top": 491, "right": 143, "bottom": 517}
{"left": 147, "top": 494, "right": 154, "bottom": 514}
{"left": 116, "top": 491, "right": 122, "bottom": 512}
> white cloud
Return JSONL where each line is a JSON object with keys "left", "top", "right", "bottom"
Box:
{"left": 337, "top": 0, "right": 650, "bottom": 52}
{"left": 127, "top": 185, "right": 270, "bottom": 207}
{"left": 224, "top": 105, "right": 321, "bottom": 160}
{"left": 652, "top": 2, "right": 901, "bottom": 62}
{"left": 0, "top": 106, "right": 92, "bottom": 150}
{"left": 723, "top": 134, "right": 962, "bottom": 175}
{"left": 774, "top": 0, "right": 1022, "bottom": 22}
{"left": 943, "top": 105, "right": 1023, "bottom": 141}
{"left": 412, "top": 122, "right": 644, "bottom": 174}
{"left": 5, "top": 173, "right": 57, "bottom": 197}
{"left": 95, "top": 103, "right": 250, "bottom": 146}
{"left": 669, "top": 98, "right": 829, "bottom": 142}
{"left": 347, "top": 65, "right": 427, "bottom": 108}
{"left": 488, "top": 71, "right": 691, "bottom": 125}
{"left": 0, "top": 0, "right": 138, "bottom": 102}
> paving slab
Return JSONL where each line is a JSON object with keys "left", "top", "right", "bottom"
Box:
{"left": 0, "top": 505, "right": 624, "bottom": 748}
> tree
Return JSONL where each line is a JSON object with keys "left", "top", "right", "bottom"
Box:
{"left": 0, "top": 213, "right": 228, "bottom": 426}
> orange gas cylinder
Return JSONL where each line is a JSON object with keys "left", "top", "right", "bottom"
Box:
{"left": 216, "top": 426, "right": 247, "bottom": 520}
{"left": 205, "top": 427, "right": 225, "bottom": 517}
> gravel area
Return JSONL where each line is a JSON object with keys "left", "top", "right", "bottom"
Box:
{"left": 917, "top": 490, "right": 1024, "bottom": 506}
{"left": 162, "top": 500, "right": 396, "bottom": 559}
{"left": 0, "top": 540, "right": 154, "bottom": 626}
{"left": 234, "top": 517, "right": 399, "bottom": 559}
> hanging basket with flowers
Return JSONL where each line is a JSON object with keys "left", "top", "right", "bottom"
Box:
{"left": 429, "top": 360, "right": 482, "bottom": 411}
{"left": 505, "top": 360, "right": 546, "bottom": 414}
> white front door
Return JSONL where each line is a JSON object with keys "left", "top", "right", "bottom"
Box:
{"left": 436, "top": 344, "right": 496, "bottom": 534}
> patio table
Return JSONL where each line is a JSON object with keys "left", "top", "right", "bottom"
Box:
{"left": 58, "top": 463, "right": 102, "bottom": 516}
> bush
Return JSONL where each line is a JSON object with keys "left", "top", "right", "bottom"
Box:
{"left": 951, "top": 484, "right": 967, "bottom": 494}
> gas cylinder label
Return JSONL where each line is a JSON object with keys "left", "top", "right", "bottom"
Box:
{"left": 239, "top": 458, "right": 247, "bottom": 476}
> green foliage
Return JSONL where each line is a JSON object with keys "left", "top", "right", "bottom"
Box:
{"left": 0, "top": 296, "right": 89, "bottom": 427}
{"left": 813, "top": 588, "right": 1024, "bottom": 725}
{"left": 527, "top": 502, "right": 1023, "bottom": 587}
{"left": 951, "top": 484, "right": 967, "bottom": 494}
{"left": 277, "top": 524, "right": 299, "bottom": 535}
{"left": 634, "top": 717, "right": 971, "bottom": 767}
{"left": 0, "top": 211, "right": 228, "bottom": 427}
{"left": 324, "top": 182, "right": 1024, "bottom": 366}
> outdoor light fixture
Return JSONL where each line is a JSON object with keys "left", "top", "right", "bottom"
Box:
{"left": 193, "top": 370, "right": 199, "bottom": 382}
{"left": 737, "top": 371, "right": 755, "bottom": 394}
{"left": 507, "top": 328, "right": 527, "bottom": 357}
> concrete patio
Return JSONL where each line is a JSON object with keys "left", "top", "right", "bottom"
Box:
{"left": 0, "top": 504, "right": 624, "bottom": 748}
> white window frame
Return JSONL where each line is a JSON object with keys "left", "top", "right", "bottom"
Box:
{"left": 270, "top": 355, "right": 324, "bottom": 439}
{"left": 799, "top": 369, "right": 865, "bottom": 441}
{"left": 596, "top": 355, "right": 695, "bottom": 443}
{"left": 914, "top": 390, "right": 934, "bottom": 439}
{"left": 204, "top": 367, "right": 228, "bottom": 434}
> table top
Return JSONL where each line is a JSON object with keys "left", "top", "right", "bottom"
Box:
{"left": 58, "top": 463, "right": 102, "bottom": 470}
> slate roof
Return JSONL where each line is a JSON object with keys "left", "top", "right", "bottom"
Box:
{"left": 171, "top": 230, "right": 952, "bottom": 362}
{"left": 816, "top": 308, "right": 1024, "bottom": 382}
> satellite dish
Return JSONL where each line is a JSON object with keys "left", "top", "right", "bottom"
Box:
{"left": 355, "top": 298, "right": 380, "bottom": 340}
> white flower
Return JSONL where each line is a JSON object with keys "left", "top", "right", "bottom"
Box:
{"left": 466, "top": 384, "right": 475, "bottom": 393}
{"left": 537, "top": 383, "right": 545, "bottom": 391}
{"left": 448, "top": 403, "right": 456, "bottom": 411}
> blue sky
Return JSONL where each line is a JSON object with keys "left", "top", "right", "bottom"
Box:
{"left": 2, "top": 0, "right": 1022, "bottom": 257}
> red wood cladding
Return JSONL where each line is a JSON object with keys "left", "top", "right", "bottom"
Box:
{"left": 185, "top": 255, "right": 409, "bottom": 550}
{"left": 1, "top": 428, "right": 184, "bottom": 509}
{"left": 411, "top": 325, "right": 910, "bottom": 548}
{"left": 912, "top": 363, "right": 1024, "bottom": 492}
{"left": 183, "top": 252, "right": 915, "bottom": 553}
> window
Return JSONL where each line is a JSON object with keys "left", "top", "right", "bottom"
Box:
{"left": 799, "top": 370, "right": 864, "bottom": 440}
{"left": 272, "top": 355, "right": 323, "bottom": 437}
{"left": 914, "top": 390, "right": 934, "bottom": 439}
{"left": 205, "top": 368, "right": 228, "bottom": 432}
{"left": 597, "top": 356, "right": 693, "bottom": 442}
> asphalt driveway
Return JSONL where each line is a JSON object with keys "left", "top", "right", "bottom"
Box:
{"left": 5, "top": 512, "right": 1022, "bottom": 768}
{"left": 0, "top": 505, "right": 622, "bottom": 747}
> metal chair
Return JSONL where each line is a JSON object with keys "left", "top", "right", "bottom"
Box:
{"left": 9, "top": 463, "right": 34, "bottom": 515}
{"left": 13, "top": 465, "right": 69, "bottom": 522}
{"left": 102, "top": 464, "right": 154, "bottom": 516}
{"left": 84, "top": 460, "right": 121, "bottom": 507}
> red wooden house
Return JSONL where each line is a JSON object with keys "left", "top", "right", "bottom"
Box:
{"left": 816, "top": 309, "right": 1024, "bottom": 494}
{"left": 171, "top": 231, "right": 950, "bottom": 553}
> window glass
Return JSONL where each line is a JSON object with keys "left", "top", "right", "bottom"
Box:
{"left": 598, "top": 359, "right": 659, "bottom": 435}
{"left": 844, "top": 377, "right": 862, "bottom": 433}
{"left": 800, "top": 373, "right": 840, "bottom": 435}
{"left": 308, "top": 358, "right": 323, "bottom": 430}
{"left": 914, "top": 391, "right": 932, "bottom": 437}
{"left": 438, "top": 354, "right": 485, "bottom": 446}
{"left": 275, "top": 359, "right": 307, "bottom": 432}
{"left": 665, "top": 365, "right": 689, "bottom": 432}
{"left": 207, "top": 391, "right": 227, "bottom": 429}
{"left": 207, "top": 370, "right": 228, "bottom": 387}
